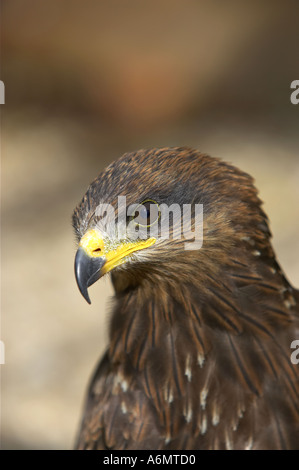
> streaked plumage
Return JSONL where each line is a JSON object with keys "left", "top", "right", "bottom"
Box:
{"left": 72, "top": 147, "right": 299, "bottom": 450}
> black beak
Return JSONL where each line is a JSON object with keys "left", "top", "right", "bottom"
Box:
{"left": 74, "top": 247, "right": 106, "bottom": 304}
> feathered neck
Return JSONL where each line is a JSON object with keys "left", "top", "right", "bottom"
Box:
{"left": 107, "top": 254, "right": 298, "bottom": 449}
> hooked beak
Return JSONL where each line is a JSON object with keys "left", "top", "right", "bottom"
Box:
{"left": 74, "top": 247, "right": 105, "bottom": 304}
{"left": 74, "top": 229, "right": 156, "bottom": 304}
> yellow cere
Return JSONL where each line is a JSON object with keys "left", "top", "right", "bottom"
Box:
{"left": 79, "top": 229, "right": 105, "bottom": 257}
{"left": 79, "top": 229, "right": 156, "bottom": 274}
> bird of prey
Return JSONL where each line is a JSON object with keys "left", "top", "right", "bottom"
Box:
{"left": 72, "top": 147, "right": 299, "bottom": 450}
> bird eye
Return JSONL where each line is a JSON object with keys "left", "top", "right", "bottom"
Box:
{"left": 132, "top": 199, "right": 160, "bottom": 227}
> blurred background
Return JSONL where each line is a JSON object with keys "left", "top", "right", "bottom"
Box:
{"left": 1, "top": 0, "right": 299, "bottom": 449}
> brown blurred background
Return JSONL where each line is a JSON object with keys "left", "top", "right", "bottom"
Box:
{"left": 1, "top": 0, "right": 299, "bottom": 449}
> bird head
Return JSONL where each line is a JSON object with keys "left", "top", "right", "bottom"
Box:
{"left": 73, "top": 147, "right": 271, "bottom": 303}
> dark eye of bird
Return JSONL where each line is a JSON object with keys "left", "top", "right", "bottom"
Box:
{"left": 133, "top": 199, "right": 160, "bottom": 227}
